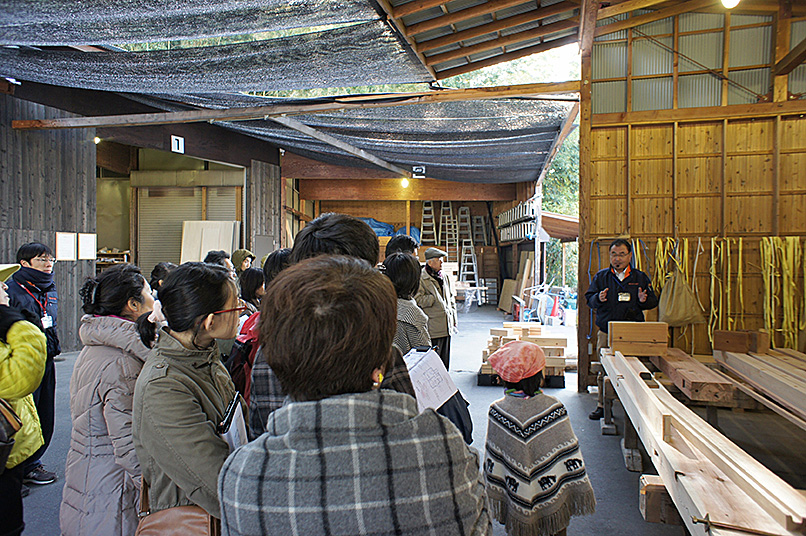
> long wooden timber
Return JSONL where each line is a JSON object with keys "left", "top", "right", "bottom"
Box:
{"left": 601, "top": 349, "right": 806, "bottom": 535}
{"left": 713, "top": 350, "right": 806, "bottom": 422}
{"left": 650, "top": 348, "right": 735, "bottom": 405}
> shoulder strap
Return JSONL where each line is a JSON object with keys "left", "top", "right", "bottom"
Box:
{"left": 139, "top": 480, "right": 150, "bottom": 517}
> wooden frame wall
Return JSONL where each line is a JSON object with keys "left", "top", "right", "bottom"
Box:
{"left": 578, "top": 9, "right": 806, "bottom": 392}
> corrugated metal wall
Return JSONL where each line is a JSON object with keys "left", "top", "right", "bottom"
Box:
{"left": 789, "top": 21, "right": 806, "bottom": 99}
{"left": 0, "top": 94, "right": 96, "bottom": 352}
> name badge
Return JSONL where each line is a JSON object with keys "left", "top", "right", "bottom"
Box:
{"left": 41, "top": 314, "right": 53, "bottom": 329}
{"left": 618, "top": 292, "right": 631, "bottom": 302}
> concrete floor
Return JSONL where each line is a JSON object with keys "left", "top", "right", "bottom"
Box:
{"left": 25, "top": 304, "right": 802, "bottom": 535}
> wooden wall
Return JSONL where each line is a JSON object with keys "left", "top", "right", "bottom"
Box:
{"left": 1, "top": 94, "right": 96, "bottom": 352}
{"left": 577, "top": 10, "right": 806, "bottom": 392}
{"left": 247, "top": 160, "right": 282, "bottom": 252}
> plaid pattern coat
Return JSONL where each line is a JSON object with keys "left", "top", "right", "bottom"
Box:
{"left": 219, "top": 389, "right": 492, "bottom": 536}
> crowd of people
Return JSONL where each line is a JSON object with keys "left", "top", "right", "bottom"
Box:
{"left": 0, "top": 213, "right": 605, "bottom": 536}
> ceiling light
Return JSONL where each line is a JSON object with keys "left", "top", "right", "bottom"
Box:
{"left": 93, "top": 137, "right": 101, "bottom": 144}
{"left": 401, "top": 178, "right": 410, "bottom": 188}
{"left": 721, "top": 0, "right": 740, "bottom": 8}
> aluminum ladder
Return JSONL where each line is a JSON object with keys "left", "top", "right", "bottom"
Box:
{"left": 420, "top": 201, "right": 437, "bottom": 245}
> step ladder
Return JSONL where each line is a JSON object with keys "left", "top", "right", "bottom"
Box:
{"left": 473, "top": 216, "right": 488, "bottom": 246}
{"left": 438, "top": 202, "right": 458, "bottom": 260}
{"left": 457, "top": 207, "right": 474, "bottom": 245}
{"left": 459, "top": 239, "right": 479, "bottom": 287}
{"left": 420, "top": 201, "right": 437, "bottom": 245}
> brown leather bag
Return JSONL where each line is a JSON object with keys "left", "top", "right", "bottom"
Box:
{"left": 135, "top": 480, "right": 221, "bottom": 536}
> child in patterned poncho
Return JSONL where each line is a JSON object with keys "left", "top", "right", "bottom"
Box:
{"left": 484, "top": 341, "right": 596, "bottom": 536}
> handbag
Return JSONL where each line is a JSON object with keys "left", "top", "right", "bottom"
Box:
{"left": 0, "top": 398, "right": 23, "bottom": 475}
{"left": 135, "top": 480, "right": 221, "bottom": 536}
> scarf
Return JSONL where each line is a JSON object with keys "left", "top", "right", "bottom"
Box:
{"left": 15, "top": 266, "right": 54, "bottom": 291}
{"left": 425, "top": 264, "right": 444, "bottom": 288}
{"left": 485, "top": 393, "right": 596, "bottom": 536}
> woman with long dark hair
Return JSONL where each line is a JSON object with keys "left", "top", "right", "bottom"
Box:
{"left": 132, "top": 262, "right": 244, "bottom": 534}
{"left": 60, "top": 264, "right": 155, "bottom": 536}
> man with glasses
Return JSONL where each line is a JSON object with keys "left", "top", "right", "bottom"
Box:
{"left": 585, "top": 238, "right": 657, "bottom": 420}
{"left": 6, "top": 242, "right": 60, "bottom": 487}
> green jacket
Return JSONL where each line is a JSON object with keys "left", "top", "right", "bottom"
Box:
{"left": 0, "top": 320, "right": 46, "bottom": 468}
{"left": 132, "top": 329, "right": 238, "bottom": 518}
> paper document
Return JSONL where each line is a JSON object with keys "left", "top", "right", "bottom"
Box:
{"left": 402, "top": 348, "right": 458, "bottom": 413}
{"left": 218, "top": 396, "right": 247, "bottom": 453}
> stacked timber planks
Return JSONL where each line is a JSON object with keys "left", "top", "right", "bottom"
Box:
{"left": 608, "top": 321, "right": 668, "bottom": 357}
{"left": 479, "top": 322, "right": 567, "bottom": 387}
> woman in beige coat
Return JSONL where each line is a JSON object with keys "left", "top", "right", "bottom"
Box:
{"left": 60, "top": 264, "right": 155, "bottom": 536}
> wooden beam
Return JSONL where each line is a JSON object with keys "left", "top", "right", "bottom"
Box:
{"left": 374, "top": 0, "right": 439, "bottom": 80}
{"left": 13, "top": 80, "right": 581, "bottom": 131}
{"left": 391, "top": 0, "right": 448, "bottom": 19}
{"left": 425, "top": 18, "right": 578, "bottom": 66}
{"left": 96, "top": 140, "right": 136, "bottom": 175}
{"left": 269, "top": 115, "right": 412, "bottom": 178}
{"left": 773, "top": 34, "right": 806, "bottom": 76}
{"left": 591, "top": 97, "right": 806, "bottom": 125}
{"left": 594, "top": 0, "right": 718, "bottom": 38}
{"left": 597, "top": 0, "right": 669, "bottom": 20}
{"left": 773, "top": 4, "right": 792, "bottom": 100}
{"left": 406, "top": 0, "right": 549, "bottom": 36}
{"left": 536, "top": 101, "right": 579, "bottom": 184}
{"left": 436, "top": 35, "right": 579, "bottom": 79}
{"left": 417, "top": 1, "right": 578, "bottom": 53}
{"left": 283, "top": 205, "right": 313, "bottom": 222}
{"left": 282, "top": 152, "right": 399, "bottom": 180}
{"left": 298, "top": 178, "right": 516, "bottom": 201}
{"left": 650, "top": 348, "right": 735, "bottom": 404}
{"left": 578, "top": 0, "right": 600, "bottom": 56}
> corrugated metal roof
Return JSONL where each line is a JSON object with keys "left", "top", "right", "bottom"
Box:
{"left": 632, "top": 37, "right": 672, "bottom": 76}
{"left": 727, "top": 68, "right": 770, "bottom": 105}
{"left": 595, "top": 13, "right": 627, "bottom": 41}
{"left": 679, "top": 73, "right": 721, "bottom": 108}
{"left": 679, "top": 32, "right": 723, "bottom": 72}
{"left": 730, "top": 14, "right": 772, "bottom": 26}
{"left": 632, "top": 77, "right": 673, "bottom": 111}
{"left": 592, "top": 41, "right": 627, "bottom": 79}
{"left": 592, "top": 80, "right": 626, "bottom": 113}
{"left": 679, "top": 12, "right": 724, "bottom": 32}
{"left": 729, "top": 26, "right": 772, "bottom": 68}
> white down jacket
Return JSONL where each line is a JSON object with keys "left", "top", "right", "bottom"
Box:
{"left": 60, "top": 315, "right": 151, "bottom": 536}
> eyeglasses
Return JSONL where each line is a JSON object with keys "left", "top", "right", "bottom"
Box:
{"left": 211, "top": 306, "right": 248, "bottom": 315}
{"left": 31, "top": 256, "right": 56, "bottom": 264}
{"left": 610, "top": 252, "right": 630, "bottom": 258}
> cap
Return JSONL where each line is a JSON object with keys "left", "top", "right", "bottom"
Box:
{"left": 0, "top": 264, "right": 20, "bottom": 282}
{"left": 424, "top": 247, "right": 448, "bottom": 260}
{"left": 488, "top": 340, "right": 546, "bottom": 383}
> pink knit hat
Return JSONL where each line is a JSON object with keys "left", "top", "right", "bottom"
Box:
{"left": 488, "top": 340, "right": 546, "bottom": 383}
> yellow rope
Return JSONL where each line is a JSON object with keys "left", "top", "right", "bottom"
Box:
{"left": 737, "top": 237, "right": 744, "bottom": 329}
{"left": 726, "top": 238, "right": 732, "bottom": 330}
{"left": 760, "top": 238, "right": 775, "bottom": 340}
{"left": 776, "top": 237, "right": 800, "bottom": 349}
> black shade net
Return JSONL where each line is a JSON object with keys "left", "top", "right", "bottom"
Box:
{"left": 130, "top": 93, "right": 574, "bottom": 183}
{"left": 0, "top": 0, "right": 383, "bottom": 46}
{"left": 0, "top": 21, "right": 432, "bottom": 93}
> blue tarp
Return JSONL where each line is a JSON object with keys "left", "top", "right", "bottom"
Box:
{"left": 395, "top": 226, "right": 420, "bottom": 245}
{"left": 358, "top": 217, "right": 395, "bottom": 237}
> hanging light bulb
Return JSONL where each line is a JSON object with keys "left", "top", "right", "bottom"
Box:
{"left": 722, "top": 0, "right": 740, "bottom": 8}
{"left": 93, "top": 137, "right": 101, "bottom": 144}
{"left": 401, "top": 178, "right": 410, "bottom": 188}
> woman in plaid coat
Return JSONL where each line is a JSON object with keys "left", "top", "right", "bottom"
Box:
{"left": 218, "top": 255, "right": 492, "bottom": 536}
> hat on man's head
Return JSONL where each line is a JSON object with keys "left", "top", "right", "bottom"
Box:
{"left": 488, "top": 340, "right": 546, "bottom": 383}
{"left": 424, "top": 247, "right": 448, "bottom": 260}
{"left": 0, "top": 264, "right": 20, "bottom": 282}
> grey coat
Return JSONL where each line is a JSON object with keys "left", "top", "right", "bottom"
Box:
{"left": 414, "top": 268, "right": 457, "bottom": 339}
{"left": 60, "top": 315, "right": 151, "bottom": 536}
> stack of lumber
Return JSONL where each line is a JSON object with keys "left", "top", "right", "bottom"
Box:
{"left": 480, "top": 322, "right": 567, "bottom": 385}
{"left": 601, "top": 349, "right": 806, "bottom": 536}
{"left": 608, "top": 321, "right": 668, "bottom": 357}
{"left": 496, "top": 251, "right": 535, "bottom": 313}
{"left": 712, "top": 329, "right": 806, "bottom": 430}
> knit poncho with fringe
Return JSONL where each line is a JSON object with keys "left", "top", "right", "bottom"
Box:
{"left": 484, "top": 392, "right": 596, "bottom": 536}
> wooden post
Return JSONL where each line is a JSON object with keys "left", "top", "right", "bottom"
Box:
{"left": 773, "top": 116, "right": 781, "bottom": 236}
{"left": 579, "top": 53, "right": 594, "bottom": 393}
{"left": 201, "top": 186, "right": 208, "bottom": 220}
{"left": 562, "top": 242, "right": 567, "bottom": 287}
{"left": 406, "top": 199, "right": 411, "bottom": 236}
{"left": 672, "top": 122, "right": 678, "bottom": 238}
{"left": 722, "top": 13, "right": 731, "bottom": 106}
{"left": 721, "top": 119, "right": 727, "bottom": 237}
{"left": 773, "top": 5, "right": 792, "bottom": 103}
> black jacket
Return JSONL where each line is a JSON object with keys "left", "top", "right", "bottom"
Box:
{"left": 7, "top": 271, "right": 60, "bottom": 359}
{"left": 585, "top": 266, "right": 658, "bottom": 333}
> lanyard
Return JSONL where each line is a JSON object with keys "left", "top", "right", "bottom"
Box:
{"left": 18, "top": 281, "right": 49, "bottom": 315}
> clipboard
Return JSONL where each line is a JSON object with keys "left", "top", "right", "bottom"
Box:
{"left": 217, "top": 393, "right": 247, "bottom": 453}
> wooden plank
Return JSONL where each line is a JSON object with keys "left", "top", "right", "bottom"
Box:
{"left": 390, "top": 0, "right": 447, "bottom": 18}
{"left": 578, "top": 0, "right": 599, "bottom": 57}
{"left": 498, "top": 278, "right": 517, "bottom": 312}
{"left": 608, "top": 321, "right": 669, "bottom": 356}
{"left": 650, "top": 347, "right": 735, "bottom": 404}
{"left": 298, "top": 179, "right": 516, "bottom": 202}
{"left": 424, "top": 18, "right": 579, "bottom": 66}
{"left": 522, "top": 336, "right": 567, "bottom": 347}
{"left": 13, "top": 81, "right": 582, "bottom": 131}
{"left": 773, "top": 34, "right": 806, "bottom": 76}
{"left": 713, "top": 330, "right": 771, "bottom": 353}
{"left": 594, "top": 0, "right": 717, "bottom": 38}
{"left": 714, "top": 350, "right": 806, "bottom": 421}
{"left": 405, "top": 0, "right": 542, "bottom": 36}
{"left": 603, "top": 350, "right": 806, "bottom": 535}
{"left": 416, "top": 1, "right": 578, "bottom": 53}
{"left": 598, "top": 0, "right": 668, "bottom": 20}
